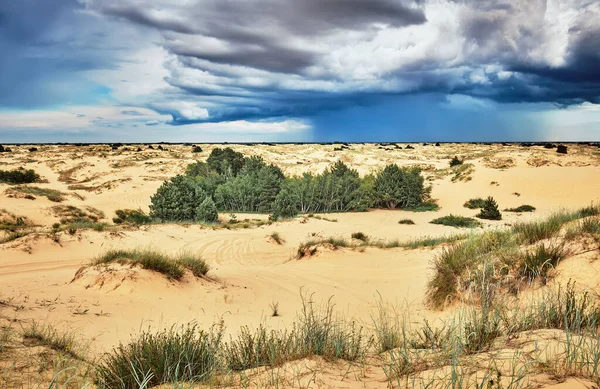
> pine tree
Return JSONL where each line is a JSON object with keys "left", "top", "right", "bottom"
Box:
{"left": 477, "top": 196, "right": 502, "bottom": 220}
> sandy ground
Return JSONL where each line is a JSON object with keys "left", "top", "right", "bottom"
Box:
{"left": 1, "top": 142, "right": 600, "bottom": 387}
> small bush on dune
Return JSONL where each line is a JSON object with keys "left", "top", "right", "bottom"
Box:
{"left": 476, "top": 197, "right": 502, "bottom": 220}
{"left": 464, "top": 198, "right": 486, "bottom": 209}
{"left": 504, "top": 205, "right": 536, "bottom": 213}
{"left": 430, "top": 215, "right": 481, "bottom": 228}
{"left": 95, "top": 249, "right": 180, "bottom": 280}
{"left": 398, "top": 219, "right": 415, "bottom": 225}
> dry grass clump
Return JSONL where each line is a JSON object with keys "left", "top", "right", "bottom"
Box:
{"left": 398, "top": 218, "right": 415, "bottom": 225}
{"left": 93, "top": 248, "right": 209, "bottom": 280}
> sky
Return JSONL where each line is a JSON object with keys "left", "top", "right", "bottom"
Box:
{"left": 1, "top": 0, "right": 599, "bottom": 142}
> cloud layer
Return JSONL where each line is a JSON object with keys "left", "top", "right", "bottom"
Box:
{"left": 77, "top": 0, "right": 600, "bottom": 125}
{"left": 1, "top": 0, "right": 599, "bottom": 140}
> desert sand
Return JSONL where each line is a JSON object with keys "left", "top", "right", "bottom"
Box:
{"left": 2, "top": 142, "right": 600, "bottom": 388}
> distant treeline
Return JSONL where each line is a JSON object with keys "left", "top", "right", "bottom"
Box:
{"left": 149, "top": 148, "right": 433, "bottom": 222}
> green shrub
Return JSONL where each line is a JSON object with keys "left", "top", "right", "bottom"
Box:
{"left": 113, "top": 209, "right": 152, "bottom": 225}
{"left": 398, "top": 219, "right": 415, "bottom": 225}
{"left": 430, "top": 215, "right": 481, "bottom": 228}
{"left": 476, "top": 197, "right": 502, "bottom": 220}
{"left": 150, "top": 175, "right": 207, "bottom": 221}
{"left": 464, "top": 198, "right": 486, "bottom": 209}
{"left": 95, "top": 323, "right": 223, "bottom": 388}
{"left": 0, "top": 168, "right": 41, "bottom": 184}
{"left": 373, "top": 164, "right": 427, "bottom": 209}
{"left": 504, "top": 205, "right": 536, "bottom": 212}
{"left": 449, "top": 156, "right": 463, "bottom": 167}
{"left": 196, "top": 197, "right": 219, "bottom": 223}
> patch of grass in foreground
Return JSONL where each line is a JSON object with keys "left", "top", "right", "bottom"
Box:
{"left": 430, "top": 215, "right": 481, "bottom": 228}
{"left": 93, "top": 248, "right": 209, "bottom": 280}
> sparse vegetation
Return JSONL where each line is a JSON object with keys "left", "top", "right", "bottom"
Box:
{"left": 22, "top": 322, "right": 84, "bottom": 360}
{"left": 52, "top": 205, "right": 105, "bottom": 224}
{"left": 8, "top": 185, "right": 66, "bottom": 202}
{"left": 398, "top": 219, "right": 415, "bottom": 225}
{"left": 430, "top": 215, "right": 481, "bottom": 228}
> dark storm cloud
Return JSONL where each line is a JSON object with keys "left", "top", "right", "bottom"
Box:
{"left": 80, "top": 0, "right": 600, "bottom": 123}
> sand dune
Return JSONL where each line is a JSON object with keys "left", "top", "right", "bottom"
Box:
{"left": 2, "top": 143, "right": 600, "bottom": 387}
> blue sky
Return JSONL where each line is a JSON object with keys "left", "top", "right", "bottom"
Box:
{"left": 1, "top": 0, "right": 599, "bottom": 142}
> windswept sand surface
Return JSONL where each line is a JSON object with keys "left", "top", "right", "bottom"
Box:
{"left": 2, "top": 143, "right": 600, "bottom": 387}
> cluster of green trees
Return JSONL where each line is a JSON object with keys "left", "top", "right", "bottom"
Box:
{"left": 149, "top": 148, "right": 432, "bottom": 222}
